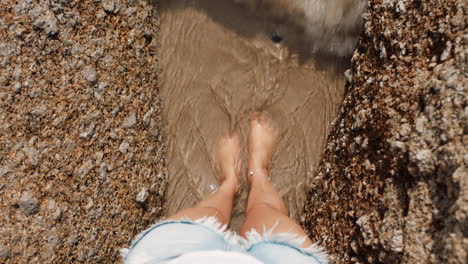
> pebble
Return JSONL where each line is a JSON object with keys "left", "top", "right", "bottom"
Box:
{"left": 28, "top": 4, "right": 59, "bottom": 36}
{"left": 48, "top": 199, "right": 57, "bottom": 211}
{"left": 19, "top": 191, "right": 39, "bottom": 215}
{"left": 31, "top": 104, "right": 47, "bottom": 117}
{"left": 79, "top": 124, "right": 95, "bottom": 140}
{"left": 157, "top": 171, "right": 166, "bottom": 179}
{"left": 415, "top": 149, "right": 435, "bottom": 175}
{"left": 52, "top": 207, "right": 62, "bottom": 221}
{"left": 136, "top": 187, "right": 148, "bottom": 203}
{"left": 0, "top": 245, "right": 10, "bottom": 260}
{"left": 81, "top": 66, "right": 97, "bottom": 83}
{"left": 96, "top": 82, "right": 108, "bottom": 93}
{"left": 0, "top": 166, "right": 9, "bottom": 177}
{"left": 143, "top": 108, "right": 153, "bottom": 124}
{"left": 149, "top": 119, "right": 159, "bottom": 136}
{"left": 13, "top": 82, "right": 22, "bottom": 93}
{"left": 344, "top": 69, "right": 353, "bottom": 83}
{"left": 102, "top": 0, "right": 120, "bottom": 14}
{"left": 85, "top": 200, "right": 94, "bottom": 210}
{"left": 91, "top": 49, "right": 104, "bottom": 62}
{"left": 99, "top": 163, "right": 108, "bottom": 180}
{"left": 23, "top": 147, "right": 39, "bottom": 166}
{"left": 122, "top": 112, "right": 137, "bottom": 128}
{"left": 95, "top": 82, "right": 108, "bottom": 99}
{"left": 440, "top": 41, "right": 452, "bottom": 61}
{"left": 77, "top": 159, "right": 94, "bottom": 178}
{"left": 119, "top": 141, "right": 130, "bottom": 153}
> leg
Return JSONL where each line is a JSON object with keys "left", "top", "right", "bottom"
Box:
{"left": 240, "top": 113, "right": 313, "bottom": 247}
{"left": 166, "top": 134, "right": 241, "bottom": 226}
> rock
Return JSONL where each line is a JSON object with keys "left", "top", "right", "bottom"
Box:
{"left": 0, "top": 42, "right": 20, "bottom": 57}
{"left": 119, "top": 141, "right": 130, "bottom": 153}
{"left": 79, "top": 123, "right": 95, "bottom": 140}
{"left": 12, "top": 66, "right": 22, "bottom": 80}
{"left": 0, "top": 166, "right": 9, "bottom": 177}
{"left": 301, "top": 1, "right": 466, "bottom": 263}
{"left": 356, "top": 214, "right": 376, "bottom": 247}
{"left": 28, "top": 4, "right": 59, "bottom": 36}
{"left": 157, "top": 171, "right": 166, "bottom": 180}
{"left": 13, "top": 82, "right": 22, "bottom": 93}
{"left": 48, "top": 199, "right": 57, "bottom": 211}
{"left": 91, "top": 49, "right": 104, "bottom": 62}
{"left": 440, "top": 41, "right": 452, "bottom": 61}
{"left": 95, "top": 82, "right": 108, "bottom": 99}
{"left": 102, "top": 0, "right": 121, "bottom": 14}
{"left": 19, "top": 191, "right": 39, "bottom": 215}
{"left": 413, "top": 149, "right": 435, "bottom": 176}
{"left": 122, "top": 112, "right": 137, "bottom": 128}
{"left": 344, "top": 69, "right": 353, "bottom": 83}
{"left": 23, "top": 147, "right": 38, "bottom": 166}
{"left": 81, "top": 66, "right": 97, "bottom": 83}
{"left": 95, "top": 151, "right": 104, "bottom": 164}
{"left": 85, "top": 200, "right": 94, "bottom": 210}
{"left": 76, "top": 159, "right": 94, "bottom": 178}
{"left": 0, "top": 245, "right": 10, "bottom": 260}
{"left": 52, "top": 207, "right": 62, "bottom": 221}
{"left": 30, "top": 104, "right": 47, "bottom": 117}
{"left": 149, "top": 119, "right": 159, "bottom": 137}
{"left": 136, "top": 187, "right": 148, "bottom": 203}
{"left": 143, "top": 108, "right": 153, "bottom": 124}
{"left": 9, "top": 23, "right": 27, "bottom": 37}
{"left": 99, "top": 163, "right": 108, "bottom": 180}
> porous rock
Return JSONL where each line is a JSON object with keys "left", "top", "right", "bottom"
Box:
{"left": 301, "top": 1, "right": 467, "bottom": 263}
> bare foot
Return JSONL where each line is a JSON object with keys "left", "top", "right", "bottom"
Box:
{"left": 215, "top": 133, "right": 241, "bottom": 193}
{"left": 247, "top": 112, "right": 278, "bottom": 184}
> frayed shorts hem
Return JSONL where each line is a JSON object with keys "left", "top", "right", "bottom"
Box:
{"left": 121, "top": 216, "right": 329, "bottom": 264}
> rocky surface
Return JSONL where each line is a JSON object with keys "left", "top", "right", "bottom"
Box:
{"left": 301, "top": 0, "right": 467, "bottom": 263}
{"left": 0, "top": 0, "right": 166, "bottom": 263}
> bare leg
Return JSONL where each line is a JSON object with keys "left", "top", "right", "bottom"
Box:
{"left": 240, "top": 113, "right": 313, "bottom": 247}
{"left": 166, "top": 134, "right": 241, "bottom": 226}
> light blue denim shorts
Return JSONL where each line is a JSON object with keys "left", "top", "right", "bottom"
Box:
{"left": 121, "top": 217, "right": 329, "bottom": 264}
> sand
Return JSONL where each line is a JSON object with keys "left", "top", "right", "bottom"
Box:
{"left": 159, "top": 0, "right": 347, "bottom": 231}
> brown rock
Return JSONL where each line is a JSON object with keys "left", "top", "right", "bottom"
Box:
{"left": 301, "top": 1, "right": 467, "bottom": 263}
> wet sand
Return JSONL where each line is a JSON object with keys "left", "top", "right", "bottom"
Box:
{"left": 160, "top": 0, "right": 346, "bottom": 230}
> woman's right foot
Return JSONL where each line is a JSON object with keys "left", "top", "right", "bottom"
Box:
{"left": 247, "top": 112, "right": 278, "bottom": 184}
{"left": 216, "top": 133, "right": 241, "bottom": 194}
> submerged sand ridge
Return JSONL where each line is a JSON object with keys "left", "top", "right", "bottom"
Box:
{"left": 160, "top": 0, "right": 347, "bottom": 230}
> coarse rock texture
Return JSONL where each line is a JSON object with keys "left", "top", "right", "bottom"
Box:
{"left": 0, "top": 0, "right": 166, "bottom": 263}
{"left": 301, "top": 0, "right": 466, "bottom": 263}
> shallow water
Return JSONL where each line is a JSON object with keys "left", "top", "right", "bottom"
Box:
{"left": 160, "top": 0, "right": 347, "bottom": 230}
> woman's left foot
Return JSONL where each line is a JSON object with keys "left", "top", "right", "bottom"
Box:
{"left": 215, "top": 133, "right": 241, "bottom": 194}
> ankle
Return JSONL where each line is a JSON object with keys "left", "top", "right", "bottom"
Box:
{"left": 247, "top": 160, "right": 269, "bottom": 173}
{"left": 219, "top": 178, "right": 239, "bottom": 196}
{"left": 247, "top": 168, "right": 270, "bottom": 184}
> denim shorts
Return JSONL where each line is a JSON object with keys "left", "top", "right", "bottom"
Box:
{"left": 121, "top": 217, "right": 329, "bottom": 264}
